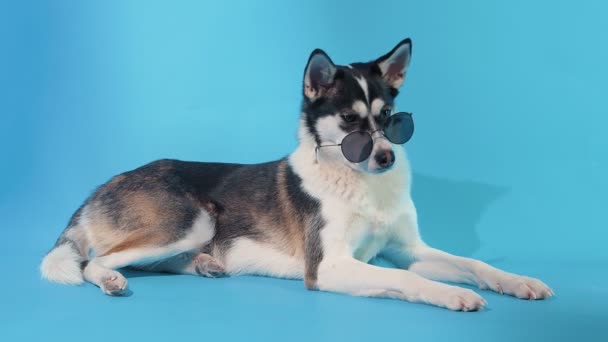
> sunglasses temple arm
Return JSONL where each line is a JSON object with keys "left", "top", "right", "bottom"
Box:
{"left": 315, "top": 144, "right": 342, "bottom": 163}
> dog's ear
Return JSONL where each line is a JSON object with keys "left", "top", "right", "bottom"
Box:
{"left": 374, "top": 38, "right": 412, "bottom": 95}
{"left": 303, "top": 49, "right": 337, "bottom": 100}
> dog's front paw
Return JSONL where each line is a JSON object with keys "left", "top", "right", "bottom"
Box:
{"left": 500, "top": 276, "right": 553, "bottom": 300}
{"left": 480, "top": 273, "right": 553, "bottom": 300}
{"left": 427, "top": 285, "right": 487, "bottom": 312}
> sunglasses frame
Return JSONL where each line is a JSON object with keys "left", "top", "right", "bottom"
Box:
{"left": 315, "top": 112, "right": 414, "bottom": 163}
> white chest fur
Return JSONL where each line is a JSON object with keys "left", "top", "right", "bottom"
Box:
{"left": 347, "top": 215, "right": 394, "bottom": 262}
{"left": 290, "top": 144, "right": 414, "bottom": 261}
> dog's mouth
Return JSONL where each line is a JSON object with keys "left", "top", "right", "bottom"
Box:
{"left": 369, "top": 166, "right": 393, "bottom": 174}
{"left": 364, "top": 166, "right": 395, "bottom": 175}
{"left": 355, "top": 158, "right": 396, "bottom": 175}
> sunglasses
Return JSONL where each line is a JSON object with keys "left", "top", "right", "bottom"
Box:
{"left": 316, "top": 112, "right": 414, "bottom": 163}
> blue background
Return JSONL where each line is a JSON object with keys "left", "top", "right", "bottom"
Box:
{"left": 1, "top": 1, "right": 607, "bottom": 341}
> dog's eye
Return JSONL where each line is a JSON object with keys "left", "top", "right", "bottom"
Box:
{"left": 341, "top": 114, "right": 359, "bottom": 123}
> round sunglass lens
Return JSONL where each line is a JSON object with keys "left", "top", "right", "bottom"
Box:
{"left": 384, "top": 112, "right": 414, "bottom": 144}
{"left": 341, "top": 131, "right": 373, "bottom": 163}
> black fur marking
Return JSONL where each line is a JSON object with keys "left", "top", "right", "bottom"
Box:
{"left": 301, "top": 56, "right": 399, "bottom": 144}
{"left": 284, "top": 163, "right": 324, "bottom": 289}
{"left": 160, "top": 160, "right": 277, "bottom": 250}
{"left": 389, "top": 88, "right": 399, "bottom": 98}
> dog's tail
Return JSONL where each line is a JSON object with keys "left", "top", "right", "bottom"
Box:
{"left": 40, "top": 208, "right": 89, "bottom": 285}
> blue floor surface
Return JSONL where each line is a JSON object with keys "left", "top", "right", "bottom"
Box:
{"left": 3, "top": 1, "right": 608, "bottom": 341}
{"left": 3, "top": 240, "right": 606, "bottom": 342}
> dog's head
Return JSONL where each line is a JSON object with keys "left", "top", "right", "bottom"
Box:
{"left": 300, "top": 38, "right": 412, "bottom": 174}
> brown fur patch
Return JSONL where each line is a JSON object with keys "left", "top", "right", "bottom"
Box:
{"left": 274, "top": 161, "right": 306, "bottom": 257}
{"left": 85, "top": 177, "right": 209, "bottom": 257}
{"left": 124, "top": 192, "right": 162, "bottom": 228}
{"left": 99, "top": 230, "right": 157, "bottom": 256}
{"left": 83, "top": 206, "right": 160, "bottom": 256}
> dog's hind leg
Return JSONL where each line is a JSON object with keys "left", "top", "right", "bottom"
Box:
{"left": 85, "top": 244, "right": 220, "bottom": 295}
{"left": 83, "top": 261, "right": 128, "bottom": 296}
{"left": 136, "top": 250, "right": 226, "bottom": 278}
{"left": 82, "top": 208, "right": 218, "bottom": 295}
{"left": 83, "top": 246, "right": 226, "bottom": 296}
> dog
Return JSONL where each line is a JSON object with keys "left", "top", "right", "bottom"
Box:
{"left": 41, "top": 38, "right": 553, "bottom": 310}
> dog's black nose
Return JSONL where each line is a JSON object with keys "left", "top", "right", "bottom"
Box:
{"left": 375, "top": 150, "right": 395, "bottom": 169}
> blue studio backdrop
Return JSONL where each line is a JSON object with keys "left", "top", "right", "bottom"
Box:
{"left": 1, "top": 1, "right": 607, "bottom": 341}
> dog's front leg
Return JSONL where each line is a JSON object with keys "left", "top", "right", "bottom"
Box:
{"left": 408, "top": 245, "right": 554, "bottom": 300}
{"left": 313, "top": 255, "right": 486, "bottom": 311}
{"left": 388, "top": 198, "right": 554, "bottom": 300}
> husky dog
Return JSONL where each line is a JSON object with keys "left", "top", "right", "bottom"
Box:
{"left": 41, "top": 38, "right": 553, "bottom": 310}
